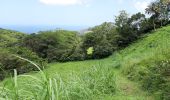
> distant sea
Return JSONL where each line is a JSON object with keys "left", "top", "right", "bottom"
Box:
{"left": 0, "top": 25, "right": 89, "bottom": 34}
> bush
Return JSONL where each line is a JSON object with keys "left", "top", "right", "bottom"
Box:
{"left": 123, "top": 59, "right": 170, "bottom": 100}
{"left": 142, "top": 60, "right": 170, "bottom": 100}
{"left": 68, "top": 46, "right": 85, "bottom": 61}
{"left": 0, "top": 48, "right": 44, "bottom": 80}
{"left": 82, "top": 23, "right": 116, "bottom": 59}
{"left": 92, "top": 40, "right": 113, "bottom": 59}
{"left": 23, "top": 30, "right": 82, "bottom": 62}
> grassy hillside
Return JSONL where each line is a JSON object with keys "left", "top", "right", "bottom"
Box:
{"left": 119, "top": 26, "right": 170, "bottom": 99}
{"left": 0, "top": 26, "right": 170, "bottom": 99}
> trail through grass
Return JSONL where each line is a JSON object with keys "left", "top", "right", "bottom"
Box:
{"left": 0, "top": 55, "right": 154, "bottom": 100}
{"left": 45, "top": 57, "right": 154, "bottom": 100}
{"left": 1, "top": 25, "right": 170, "bottom": 99}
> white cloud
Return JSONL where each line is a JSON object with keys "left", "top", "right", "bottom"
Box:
{"left": 133, "top": 0, "right": 154, "bottom": 12}
{"left": 39, "top": 0, "right": 89, "bottom": 6}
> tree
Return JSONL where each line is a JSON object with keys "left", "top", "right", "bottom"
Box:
{"left": 129, "top": 12, "right": 146, "bottom": 32}
{"left": 115, "top": 10, "right": 129, "bottom": 29}
{"left": 145, "top": 1, "right": 161, "bottom": 30}
{"left": 23, "top": 30, "right": 81, "bottom": 62}
{"left": 115, "top": 11, "right": 139, "bottom": 47}
{"left": 159, "top": 0, "right": 170, "bottom": 26}
{"left": 162, "top": 0, "right": 170, "bottom": 4}
{"left": 146, "top": 0, "right": 170, "bottom": 29}
{"left": 82, "top": 22, "right": 117, "bottom": 59}
{"left": 91, "top": 22, "right": 119, "bottom": 50}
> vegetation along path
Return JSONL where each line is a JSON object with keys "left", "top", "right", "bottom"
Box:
{"left": 1, "top": 55, "right": 154, "bottom": 100}
{"left": 1, "top": 25, "right": 170, "bottom": 99}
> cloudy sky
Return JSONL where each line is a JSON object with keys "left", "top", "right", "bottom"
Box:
{"left": 0, "top": 0, "right": 154, "bottom": 26}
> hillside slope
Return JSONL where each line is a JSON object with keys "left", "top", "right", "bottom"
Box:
{"left": 1, "top": 26, "right": 170, "bottom": 99}
{"left": 0, "top": 28, "right": 26, "bottom": 47}
{"left": 117, "top": 26, "right": 170, "bottom": 99}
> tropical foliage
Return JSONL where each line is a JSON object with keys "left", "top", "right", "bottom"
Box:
{"left": 0, "top": 0, "right": 170, "bottom": 99}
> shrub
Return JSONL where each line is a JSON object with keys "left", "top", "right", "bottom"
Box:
{"left": 82, "top": 23, "right": 115, "bottom": 59}
{"left": 142, "top": 60, "right": 170, "bottom": 100}
{"left": 122, "top": 59, "right": 170, "bottom": 100}
{"left": 92, "top": 40, "right": 113, "bottom": 59}
{"left": 23, "top": 30, "right": 82, "bottom": 62}
{"left": 68, "top": 46, "right": 85, "bottom": 61}
{"left": 0, "top": 48, "right": 44, "bottom": 80}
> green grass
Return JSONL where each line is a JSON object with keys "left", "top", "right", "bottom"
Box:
{"left": 0, "top": 56, "right": 154, "bottom": 100}
{"left": 1, "top": 25, "right": 170, "bottom": 99}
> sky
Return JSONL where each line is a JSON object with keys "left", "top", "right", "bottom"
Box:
{"left": 0, "top": 0, "right": 154, "bottom": 26}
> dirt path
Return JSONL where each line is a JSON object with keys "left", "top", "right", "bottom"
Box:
{"left": 108, "top": 70, "right": 155, "bottom": 100}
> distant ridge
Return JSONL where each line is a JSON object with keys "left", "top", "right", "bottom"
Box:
{"left": 0, "top": 25, "right": 89, "bottom": 34}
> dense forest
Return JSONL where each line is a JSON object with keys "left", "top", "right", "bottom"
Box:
{"left": 0, "top": 0, "right": 170, "bottom": 100}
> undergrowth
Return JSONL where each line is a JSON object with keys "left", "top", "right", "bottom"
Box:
{"left": 0, "top": 56, "right": 116, "bottom": 100}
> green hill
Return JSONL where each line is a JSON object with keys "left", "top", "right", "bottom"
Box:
{"left": 0, "top": 28, "right": 26, "bottom": 47}
{"left": 0, "top": 26, "right": 170, "bottom": 99}
{"left": 0, "top": 29, "right": 43, "bottom": 80}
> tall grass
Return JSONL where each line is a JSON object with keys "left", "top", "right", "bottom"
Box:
{"left": 119, "top": 27, "right": 170, "bottom": 100}
{"left": 0, "top": 56, "right": 116, "bottom": 100}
